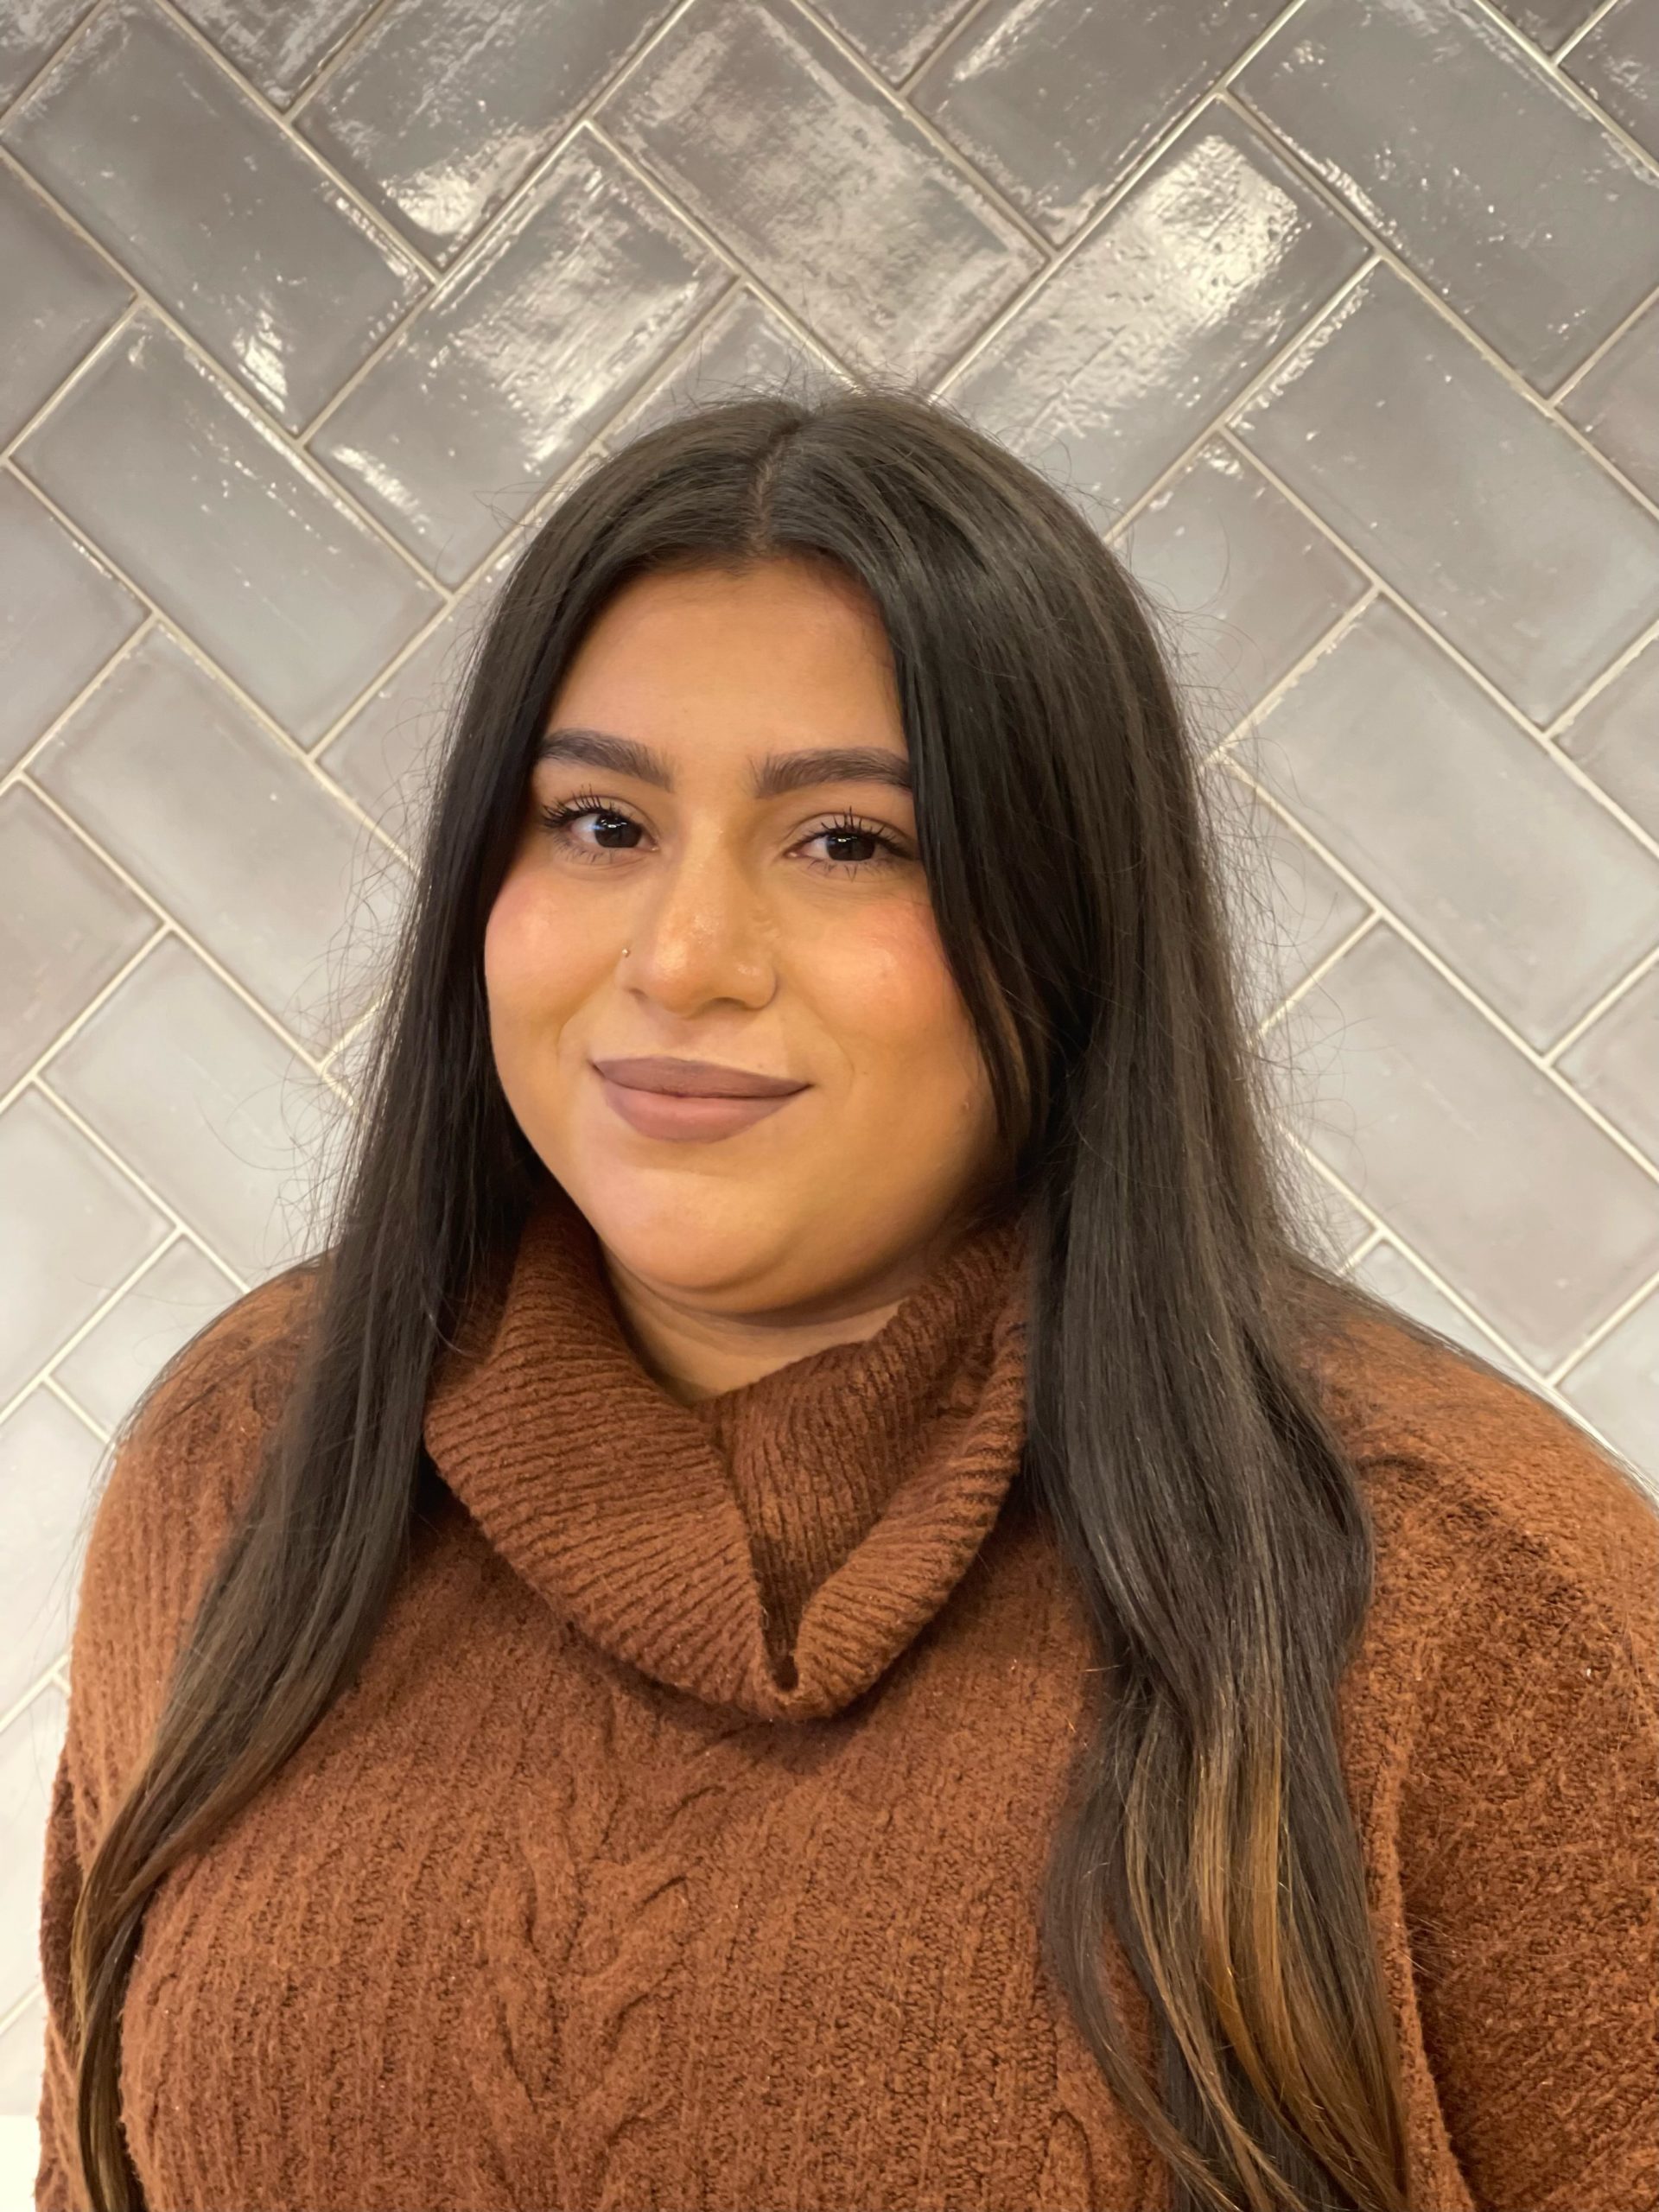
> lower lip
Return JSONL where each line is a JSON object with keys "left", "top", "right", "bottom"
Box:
{"left": 597, "top": 1072, "right": 805, "bottom": 1142}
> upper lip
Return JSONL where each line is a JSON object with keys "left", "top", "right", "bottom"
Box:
{"left": 592, "top": 1055, "right": 808, "bottom": 1098}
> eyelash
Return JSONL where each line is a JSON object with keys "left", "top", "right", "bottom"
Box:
{"left": 536, "top": 791, "right": 909, "bottom": 876}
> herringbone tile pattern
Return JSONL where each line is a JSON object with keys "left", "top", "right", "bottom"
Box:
{"left": 3, "top": 0, "right": 1657, "bottom": 2126}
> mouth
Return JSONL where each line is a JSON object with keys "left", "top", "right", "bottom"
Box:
{"left": 592, "top": 1065, "right": 807, "bottom": 1144}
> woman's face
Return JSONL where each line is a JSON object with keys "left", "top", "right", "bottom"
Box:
{"left": 483, "top": 556, "right": 1001, "bottom": 1316}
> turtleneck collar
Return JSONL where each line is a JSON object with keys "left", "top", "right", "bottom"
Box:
{"left": 423, "top": 1180, "right": 1033, "bottom": 1722}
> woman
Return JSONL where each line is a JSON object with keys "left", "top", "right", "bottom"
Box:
{"left": 36, "top": 389, "right": 1657, "bottom": 2212}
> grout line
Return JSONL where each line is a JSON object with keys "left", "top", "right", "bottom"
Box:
{"left": 781, "top": 0, "right": 1056, "bottom": 259}
{"left": 1538, "top": 943, "right": 1659, "bottom": 1065}
{"left": 1, "top": 461, "right": 418, "bottom": 871}
{"left": 1538, "top": 607, "right": 1659, "bottom": 736}
{"left": 140, "top": 0, "right": 444, "bottom": 284}
{"left": 0, "top": 604, "right": 156, "bottom": 791}
{"left": 897, "top": 0, "right": 1000, "bottom": 92}
{"left": 1214, "top": 85, "right": 1659, "bottom": 531}
{"left": 1547, "top": 268, "right": 1659, "bottom": 404}
{"left": 1552, "top": 0, "right": 1624, "bottom": 61}
{"left": 0, "top": 147, "right": 449, "bottom": 591}
{"left": 1460, "top": 0, "right": 1659, "bottom": 182}
{"left": 41, "top": 1370, "right": 111, "bottom": 1445}
{"left": 0, "top": 1980, "right": 46, "bottom": 2036}
{"left": 283, "top": 0, "right": 404, "bottom": 118}
{"left": 1548, "top": 1258, "right": 1659, "bottom": 1383}
{"left": 931, "top": 0, "right": 1318, "bottom": 394}
{"left": 13, "top": 785, "right": 345, "bottom": 1084}
{"left": 1196, "top": 589, "right": 1381, "bottom": 766}
{"left": 0, "top": 0, "right": 107, "bottom": 131}
{"left": 1214, "top": 427, "right": 1659, "bottom": 868}
{"left": 1230, "top": 759, "right": 1659, "bottom": 1186}
{"left": 0, "top": 919, "right": 164, "bottom": 1122}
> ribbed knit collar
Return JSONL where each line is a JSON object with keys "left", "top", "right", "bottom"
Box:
{"left": 423, "top": 1180, "right": 1033, "bottom": 1722}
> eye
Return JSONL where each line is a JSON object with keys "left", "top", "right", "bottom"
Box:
{"left": 536, "top": 794, "right": 910, "bottom": 874}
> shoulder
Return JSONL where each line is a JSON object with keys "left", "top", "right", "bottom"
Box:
{"left": 1304, "top": 1290, "right": 1657, "bottom": 1713}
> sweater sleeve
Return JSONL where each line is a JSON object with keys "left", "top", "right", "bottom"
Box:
{"left": 1397, "top": 1452, "right": 1659, "bottom": 2212}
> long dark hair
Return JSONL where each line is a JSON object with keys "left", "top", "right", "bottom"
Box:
{"left": 64, "top": 382, "right": 1600, "bottom": 2211}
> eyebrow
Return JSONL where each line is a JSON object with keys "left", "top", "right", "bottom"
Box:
{"left": 534, "top": 726, "right": 913, "bottom": 799}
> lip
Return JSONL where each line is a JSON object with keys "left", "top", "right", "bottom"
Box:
{"left": 596, "top": 1071, "right": 802, "bottom": 1143}
{"left": 591, "top": 1055, "right": 806, "bottom": 1098}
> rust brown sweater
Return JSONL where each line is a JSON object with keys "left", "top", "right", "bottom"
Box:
{"left": 35, "top": 1184, "right": 1659, "bottom": 2211}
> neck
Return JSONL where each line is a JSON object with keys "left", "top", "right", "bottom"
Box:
{"left": 599, "top": 1210, "right": 997, "bottom": 1406}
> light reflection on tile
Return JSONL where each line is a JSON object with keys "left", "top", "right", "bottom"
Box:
{"left": 1236, "top": 265, "right": 1659, "bottom": 724}
{"left": 1565, "top": 0, "right": 1659, "bottom": 162}
{"left": 600, "top": 0, "right": 1044, "bottom": 389}
{"left": 297, "top": 0, "right": 676, "bottom": 264}
{"left": 309, "top": 134, "right": 732, "bottom": 585}
{"left": 170, "top": 0, "right": 377, "bottom": 107}
{"left": 1, "top": 0, "right": 429, "bottom": 432}
{"left": 944, "top": 108, "right": 1368, "bottom": 517}
{"left": 911, "top": 0, "right": 1284, "bottom": 243}
{"left": 16, "top": 313, "right": 442, "bottom": 745}
{"left": 1236, "top": 0, "right": 1659, "bottom": 388}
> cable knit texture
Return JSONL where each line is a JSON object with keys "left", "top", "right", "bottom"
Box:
{"left": 34, "top": 1179, "right": 1659, "bottom": 2212}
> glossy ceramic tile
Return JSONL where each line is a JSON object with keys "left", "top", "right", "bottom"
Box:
{"left": 1559, "top": 1288, "right": 1659, "bottom": 1489}
{"left": 0, "top": 1987, "right": 47, "bottom": 2117}
{"left": 1250, "top": 598, "right": 1659, "bottom": 1048}
{"left": 0, "top": 473, "right": 143, "bottom": 774}
{"left": 2, "top": 0, "right": 429, "bottom": 433}
{"left": 1484, "top": 0, "right": 1609, "bottom": 49}
{"left": 41, "top": 938, "right": 327, "bottom": 1281}
{"left": 1348, "top": 1239, "right": 1532, "bottom": 1387}
{"left": 0, "top": 0, "right": 93, "bottom": 104}
{"left": 1566, "top": 0, "right": 1659, "bottom": 160}
{"left": 944, "top": 108, "right": 1368, "bottom": 515}
{"left": 310, "top": 133, "right": 732, "bottom": 585}
{"left": 1115, "top": 440, "right": 1369, "bottom": 734}
{"left": 0, "top": 158, "right": 130, "bottom": 444}
{"left": 1276, "top": 925, "right": 1659, "bottom": 1367}
{"left": 169, "top": 0, "right": 378, "bottom": 107}
{"left": 0, "top": 1686, "right": 67, "bottom": 2005}
{"left": 1235, "top": 265, "right": 1659, "bottom": 723}
{"left": 320, "top": 544, "right": 518, "bottom": 852}
{"left": 912, "top": 0, "right": 1285, "bottom": 243}
{"left": 1559, "top": 634, "right": 1659, "bottom": 843}
{"left": 1236, "top": 0, "right": 1659, "bottom": 388}
{"left": 16, "top": 313, "right": 442, "bottom": 744}
{"left": 297, "top": 0, "right": 674, "bottom": 264}
{"left": 0, "top": 786, "right": 157, "bottom": 1092}
{"left": 599, "top": 0, "right": 1045, "bottom": 388}
{"left": 811, "top": 0, "right": 974, "bottom": 82}
{"left": 605, "top": 286, "right": 849, "bottom": 448}
{"left": 53, "top": 1236, "right": 239, "bottom": 1435}
{"left": 0, "top": 1086, "right": 168, "bottom": 1408}
{"left": 0, "top": 1401, "right": 101, "bottom": 1720}
{"left": 1560, "top": 292, "right": 1659, "bottom": 506}
{"left": 1554, "top": 960, "right": 1659, "bottom": 1165}
{"left": 32, "top": 630, "right": 410, "bottom": 1050}
{"left": 1198, "top": 755, "right": 1371, "bottom": 1028}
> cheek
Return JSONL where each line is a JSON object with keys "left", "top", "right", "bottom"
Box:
{"left": 821, "top": 899, "right": 980, "bottom": 1082}
{"left": 482, "top": 862, "right": 580, "bottom": 1037}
